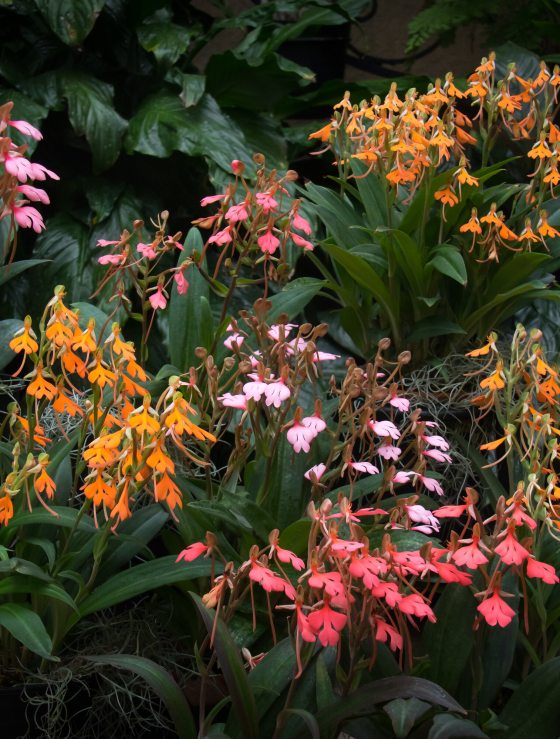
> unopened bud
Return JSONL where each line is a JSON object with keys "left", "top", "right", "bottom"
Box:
{"left": 285, "top": 169, "right": 299, "bottom": 181}
{"left": 378, "top": 337, "right": 391, "bottom": 350}
{"left": 398, "top": 351, "right": 411, "bottom": 365}
{"left": 231, "top": 159, "right": 245, "bottom": 175}
{"left": 194, "top": 347, "right": 207, "bottom": 358}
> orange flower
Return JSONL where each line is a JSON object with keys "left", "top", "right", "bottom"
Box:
{"left": 154, "top": 472, "right": 183, "bottom": 511}
{"left": 308, "top": 122, "right": 333, "bottom": 141}
{"left": 456, "top": 167, "right": 478, "bottom": 187}
{"left": 460, "top": 208, "right": 482, "bottom": 235}
{"left": 537, "top": 211, "right": 560, "bottom": 239}
{"left": 34, "top": 459, "right": 56, "bottom": 500}
{"left": 52, "top": 383, "right": 84, "bottom": 416}
{"left": 434, "top": 186, "right": 459, "bottom": 207}
{"left": 9, "top": 316, "right": 38, "bottom": 355}
{"left": 128, "top": 397, "right": 160, "bottom": 436}
{"left": 82, "top": 471, "right": 116, "bottom": 509}
{"left": 480, "top": 361, "right": 506, "bottom": 391}
{"left": 466, "top": 333, "right": 497, "bottom": 357}
{"left": 26, "top": 362, "right": 57, "bottom": 400}
{"left": 146, "top": 437, "right": 175, "bottom": 475}
{"left": 0, "top": 495, "right": 14, "bottom": 526}
{"left": 72, "top": 319, "right": 97, "bottom": 354}
{"left": 162, "top": 394, "right": 217, "bottom": 442}
{"left": 528, "top": 133, "right": 552, "bottom": 159}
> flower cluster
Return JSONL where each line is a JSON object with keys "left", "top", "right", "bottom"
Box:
{"left": 0, "top": 101, "right": 58, "bottom": 258}
{"left": 3, "top": 287, "right": 216, "bottom": 526}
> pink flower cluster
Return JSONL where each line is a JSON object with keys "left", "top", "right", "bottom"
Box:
{"left": 0, "top": 101, "right": 58, "bottom": 237}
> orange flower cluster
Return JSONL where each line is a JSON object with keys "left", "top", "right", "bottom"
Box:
{"left": 2, "top": 286, "right": 216, "bottom": 527}
{"left": 468, "top": 326, "right": 560, "bottom": 531}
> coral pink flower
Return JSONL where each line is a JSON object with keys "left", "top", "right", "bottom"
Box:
{"left": 296, "top": 602, "right": 316, "bottom": 643}
{"left": 257, "top": 228, "right": 280, "bottom": 254}
{"left": 302, "top": 413, "right": 326, "bottom": 435}
{"left": 264, "top": 379, "right": 291, "bottom": 408}
{"left": 304, "top": 463, "right": 327, "bottom": 482}
{"left": 348, "top": 461, "right": 379, "bottom": 475}
{"left": 200, "top": 193, "right": 225, "bottom": 207}
{"left": 208, "top": 227, "right": 232, "bottom": 245}
{"left": 372, "top": 617, "right": 403, "bottom": 651}
{"left": 307, "top": 569, "right": 345, "bottom": 598}
{"left": 429, "top": 550, "right": 472, "bottom": 584}
{"left": 406, "top": 504, "right": 440, "bottom": 534}
{"left": 174, "top": 270, "right": 189, "bottom": 295}
{"left": 349, "top": 555, "right": 386, "bottom": 588}
{"left": 290, "top": 232, "right": 314, "bottom": 250}
{"left": 4, "top": 153, "right": 35, "bottom": 181}
{"left": 137, "top": 242, "right": 158, "bottom": 259}
{"left": 225, "top": 202, "right": 249, "bottom": 222}
{"left": 256, "top": 191, "right": 279, "bottom": 212}
{"left": 307, "top": 602, "right": 346, "bottom": 646}
{"left": 369, "top": 419, "right": 401, "bottom": 440}
{"left": 506, "top": 500, "right": 537, "bottom": 530}
{"left": 371, "top": 581, "right": 402, "bottom": 606}
{"left": 291, "top": 212, "right": 312, "bottom": 235}
{"left": 218, "top": 393, "right": 248, "bottom": 410}
{"left": 8, "top": 119, "right": 43, "bottom": 139}
{"left": 231, "top": 160, "right": 244, "bottom": 175}
{"left": 98, "top": 253, "right": 125, "bottom": 266}
{"left": 97, "top": 239, "right": 120, "bottom": 247}
{"left": 176, "top": 542, "right": 208, "bottom": 562}
{"left": 392, "top": 470, "right": 416, "bottom": 484}
{"left": 422, "top": 449, "right": 452, "bottom": 464}
{"left": 286, "top": 421, "right": 315, "bottom": 453}
{"left": 434, "top": 504, "right": 467, "bottom": 518}
{"left": 243, "top": 375, "right": 268, "bottom": 402}
{"left": 526, "top": 557, "right": 559, "bottom": 584}
{"left": 13, "top": 204, "right": 45, "bottom": 232}
{"left": 16, "top": 184, "right": 49, "bottom": 204}
{"left": 477, "top": 589, "right": 516, "bottom": 627}
{"left": 377, "top": 444, "right": 401, "bottom": 461}
{"left": 273, "top": 545, "right": 305, "bottom": 571}
{"left": 452, "top": 538, "right": 488, "bottom": 570}
{"left": 29, "top": 162, "right": 59, "bottom": 181}
{"left": 494, "top": 530, "right": 529, "bottom": 566}
{"left": 398, "top": 594, "right": 436, "bottom": 622}
{"left": 418, "top": 475, "right": 444, "bottom": 496}
{"left": 389, "top": 393, "right": 409, "bottom": 412}
{"left": 249, "top": 561, "right": 295, "bottom": 599}
{"left": 149, "top": 286, "right": 168, "bottom": 310}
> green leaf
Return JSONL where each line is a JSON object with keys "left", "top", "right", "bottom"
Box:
{"left": 281, "top": 708, "right": 320, "bottom": 739}
{"left": 407, "top": 318, "right": 466, "bottom": 342}
{"left": 0, "top": 602, "right": 57, "bottom": 661}
{"left": 248, "top": 638, "right": 296, "bottom": 719}
{"left": 168, "top": 227, "right": 210, "bottom": 370}
{"left": 62, "top": 73, "right": 127, "bottom": 172}
{"left": 166, "top": 70, "right": 206, "bottom": 108}
{"left": 137, "top": 21, "right": 195, "bottom": 66}
{"left": 0, "top": 557, "right": 52, "bottom": 582}
{"left": 0, "top": 89, "right": 48, "bottom": 152}
{"left": 85, "top": 654, "right": 196, "bottom": 739}
{"left": 191, "top": 594, "right": 259, "bottom": 739}
{"left": 305, "top": 183, "right": 366, "bottom": 250}
{"left": 424, "top": 585, "right": 477, "bottom": 696}
{"left": 72, "top": 301, "right": 113, "bottom": 343}
{"left": 484, "top": 252, "right": 551, "bottom": 300}
{"left": 6, "top": 506, "right": 96, "bottom": 533}
{"left": 0, "top": 318, "right": 23, "bottom": 371}
{"left": 0, "top": 575, "right": 78, "bottom": 611}
{"left": 499, "top": 658, "right": 560, "bottom": 738}
{"left": 34, "top": 0, "right": 106, "bottom": 45}
{"left": 0, "top": 259, "right": 50, "bottom": 286}
{"left": 77, "top": 556, "right": 215, "bottom": 617}
{"left": 428, "top": 715, "right": 489, "bottom": 739}
{"left": 268, "top": 278, "right": 326, "bottom": 321}
{"left": 428, "top": 246, "right": 467, "bottom": 286}
{"left": 316, "top": 676, "right": 466, "bottom": 739}
{"left": 383, "top": 698, "right": 431, "bottom": 738}
{"left": 376, "top": 228, "right": 425, "bottom": 295}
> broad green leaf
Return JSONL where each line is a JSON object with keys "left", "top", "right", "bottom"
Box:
{"left": 77, "top": 556, "right": 215, "bottom": 617}
{"left": 0, "top": 89, "right": 48, "bottom": 153}
{"left": 0, "top": 318, "right": 23, "bottom": 370}
{"left": 484, "top": 252, "right": 551, "bottom": 300}
{"left": 34, "top": 0, "right": 106, "bottom": 45}
{"left": 192, "top": 594, "right": 259, "bottom": 739}
{"left": 428, "top": 246, "right": 467, "bottom": 286}
{"left": 165, "top": 70, "right": 206, "bottom": 108}
{"left": 0, "top": 557, "right": 52, "bottom": 582}
{"left": 268, "top": 278, "right": 326, "bottom": 321}
{"left": 499, "top": 658, "right": 560, "bottom": 738}
{"left": 62, "top": 73, "right": 127, "bottom": 172}
{"left": 465, "top": 280, "right": 549, "bottom": 333}
{"left": 383, "top": 698, "right": 431, "bottom": 738}
{"left": 247, "top": 638, "right": 296, "bottom": 718}
{"left": 168, "top": 227, "right": 210, "bottom": 370}
{"left": 428, "top": 715, "right": 489, "bottom": 739}
{"left": 86, "top": 654, "right": 196, "bottom": 739}
{"left": 315, "top": 676, "right": 465, "bottom": 739}
{"left": 0, "top": 575, "right": 78, "bottom": 611}
{"left": 315, "top": 652, "right": 336, "bottom": 713}
{"left": 408, "top": 318, "right": 466, "bottom": 342}
{"left": 376, "top": 228, "right": 425, "bottom": 295}
{"left": 5, "top": 506, "right": 96, "bottom": 533}
{"left": 0, "top": 602, "right": 56, "bottom": 660}
{"left": 281, "top": 708, "right": 320, "bottom": 739}
{"left": 137, "top": 21, "right": 195, "bottom": 66}
{"left": 305, "top": 183, "right": 366, "bottom": 250}
{"left": 351, "top": 158, "right": 388, "bottom": 226}
{"left": 424, "top": 585, "right": 477, "bottom": 696}
{"left": 0, "top": 259, "right": 50, "bottom": 286}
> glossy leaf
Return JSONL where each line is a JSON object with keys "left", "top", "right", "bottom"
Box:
{"left": 86, "top": 654, "right": 196, "bottom": 739}
{"left": 0, "top": 602, "right": 57, "bottom": 661}
{"left": 428, "top": 246, "right": 467, "bottom": 286}
{"left": 268, "top": 278, "right": 326, "bottom": 321}
{"left": 408, "top": 318, "right": 466, "bottom": 342}
{"left": 428, "top": 715, "right": 489, "bottom": 739}
{"left": 137, "top": 21, "right": 195, "bottom": 66}
{"left": 248, "top": 638, "right": 296, "bottom": 719}
{"left": 499, "top": 658, "right": 560, "bottom": 739}
{"left": 34, "top": 0, "right": 105, "bottom": 46}
{"left": 0, "top": 259, "right": 50, "bottom": 287}
{"left": 0, "top": 575, "right": 78, "bottom": 611}
{"left": 383, "top": 698, "right": 431, "bottom": 738}
{"left": 191, "top": 594, "right": 259, "bottom": 739}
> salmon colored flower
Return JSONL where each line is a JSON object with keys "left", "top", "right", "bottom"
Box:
{"left": 307, "top": 601, "right": 347, "bottom": 646}
{"left": 176, "top": 541, "right": 209, "bottom": 563}
{"left": 477, "top": 588, "right": 516, "bottom": 627}
{"left": 526, "top": 557, "right": 559, "bottom": 584}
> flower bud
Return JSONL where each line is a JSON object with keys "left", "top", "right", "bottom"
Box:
{"left": 398, "top": 351, "right": 411, "bottom": 365}
{"left": 231, "top": 159, "right": 245, "bottom": 175}
{"left": 378, "top": 337, "right": 391, "bottom": 350}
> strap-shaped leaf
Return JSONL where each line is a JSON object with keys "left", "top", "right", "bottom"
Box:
{"left": 0, "top": 603, "right": 57, "bottom": 661}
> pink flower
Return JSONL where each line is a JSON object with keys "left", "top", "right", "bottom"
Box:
{"left": 422, "top": 449, "right": 452, "bottom": 464}
{"left": 494, "top": 531, "right": 529, "bottom": 566}
{"left": 349, "top": 555, "right": 385, "bottom": 588}
{"left": 256, "top": 191, "right": 279, "bottom": 213}
{"left": 290, "top": 232, "right": 314, "bottom": 250}
{"left": 434, "top": 560, "right": 472, "bottom": 585}
{"left": 137, "top": 242, "right": 158, "bottom": 259}
{"left": 477, "top": 590, "right": 516, "bottom": 627}
{"left": 371, "top": 581, "right": 402, "bottom": 606}
{"left": 29, "top": 162, "right": 59, "bottom": 181}
{"left": 348, "top": 461, "right": 379, "bottom": 475}
{"left": 307, "top": 569, "right": 345, "bottom": 598}
{"left": 249, "top": 561, "right": 295, "bottom": 600}
{"left": 218, "top": 393, "right": 248, "bottom": 410}
{"left": 225, "top": 202, "right": 249, "bottom": 222}
{"left": 224, "top": 332, "right": 244, "bottom": 350}
{"left": 377, "top": 444, "right": 401, "bottom": 461}
{"left": 301, "top": 413, "right": 326, "bottom": 435}
{"left": 369, "top": 419, "right": 400, "bottom": 440}
{"left": 268, "top": 323, "right": 297, "bottom": 341}
{"left": 257, "top": 228, "right": 280, "bottom": 254}
{"left": 392, "top": 470, "right": 415, "bottom": 484}
{"left": 372, "top": 617, "right": 403, "bottom": 651}
{"left": 297, "top": 603, "right": 316, "bottom": 643}
{"left": 98, "top": 253, "right": 125, "bottom": 265}
{"left": 507, "top": 501, "right": 537, "bottom": 530}
{"left": 286, "top": 422, "right": 315, "bottom": 453}
{"left": 304, "top": 463, "right": 327, "bottom": 482}
{"left": 423, "top": 434, "right": 450, "bottom": 451}
{"left": 97, "top": 239, "right": 120, "bottom": 247}
{"left": 418, "top": 475, "right": 444, "bottom": 496}
{"left": 176, "top": 542, "right": 208, "bottom": 562}
{"left": 398, "top": 594, "right": 436, "bottom": 622}
{"left": 406, "top": 504, "right": 440, "bottom": 533}
{"left": 16, "top": 184, "right": 49, "bottom": 204}
{"left": 389, "top": 394, "right": 410, "bottom": 412}
{"left": 273, "top": 546, "right": 305, "bottom": 571}
{"left": 264, "top": 380, "right": 291, "bottom": 408}
{"left": 452, "top": 541, "right": 488, "bottom": 570}
{"left": 231, "top": 160, "right": 244, "bottom": 175}
{"left": 434, "top": 504, "right": 467, "bottom": 519}
{"left": 243, "top": 376, "right": 268, "bottom": 402}
{"left": 308, "top": 602, "right": 346, "bottom": 646}
{"left": 208, "top": 227, "right": 232, "bottom": 246}
{"left": 149, "top": 286, "right": 167, "bottom": 310}
{"left": 5, "top": 153, "right": 34, "bottom": 182}
{"left": 526, "top": 557, "right": 559, "bottom": 584}
{"left": 312, "top": 349, "right": 339, "bottom": 362}
{"left": 8, "top": 119, "right": 43, "bottom": 140}
{"left": 291, "top": 212, "right": 312, "bottom": 235}
{"left": 174, "top": 270, "right": 189, "bottom": 295}
{"left": 200, "top": 193, "right": 225, "bottom": 206}
{"left": 13, "top": 204, "right": 45, "bottom": 232}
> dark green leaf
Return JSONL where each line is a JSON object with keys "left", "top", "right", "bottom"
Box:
{"left": 137, "top": 21, "right": 195, "bottom": 66}
{"left": 86, "top": 654, "right": 196, "bottom": 739}
{"left": 408, "top": 318, "right": 466, "bottom": 342}
{"left": 0, "top": 318, "right": 23, "bottom": 370}
{"left": 499, "top": 658, "right": 560, "bottom": 739}
{"left": 6, "top": 506, "right": 96, "bottom": 533}
{"left": 0, "top": 602, "right": 57, "bottom": 660}
{"left": 383, "top": 698, "right": 431, "bottom": 738}
{"left": 428, "top": 246, "right": 467, "bottom": 286}
{"left": 0, "top": 259, "right": 50, "bottom": 286}
{"left": 34, "top": 0, "right": 106, "bottom": 45}
{"left": 248, "top": 638, "right": 296, "bottom": 719}
{"left": 191, "top": 594, "right": 259, "bottom": 739}
{"left": 0, "top": 575, "right": 78, "bottom": 611}
{"left": 268, "top": 278, "right": 326, "bottom": 321}
{"left": 428, "top": 715, "right": 489, "bottom": 739}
